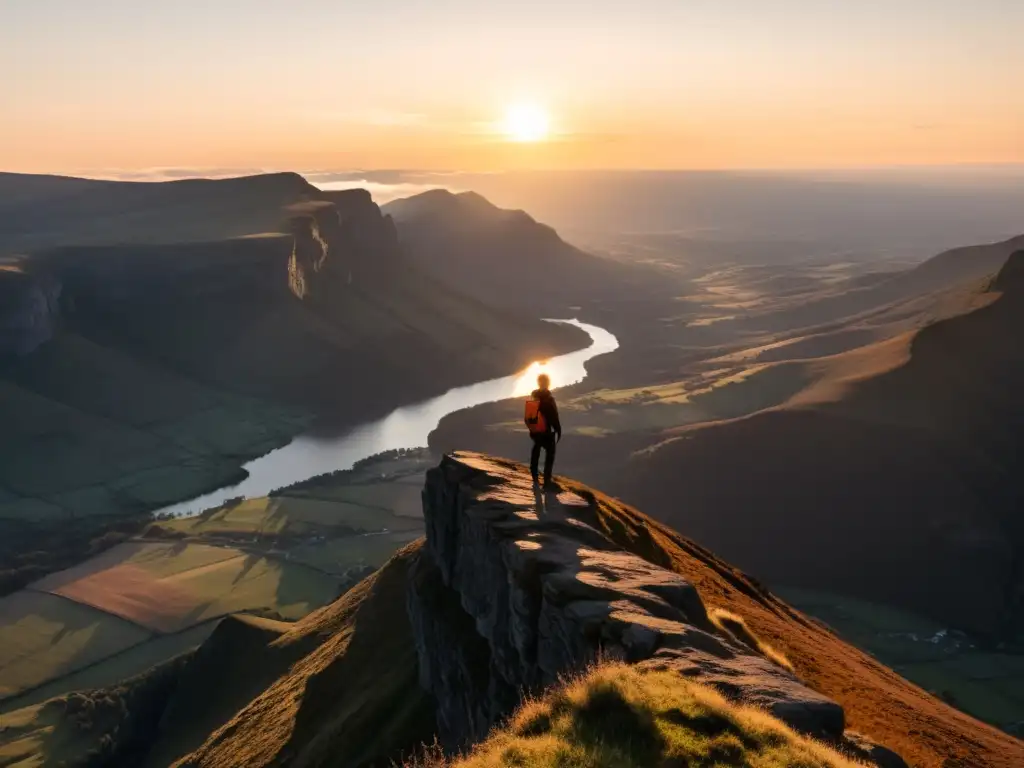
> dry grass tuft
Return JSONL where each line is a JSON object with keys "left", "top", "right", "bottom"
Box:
{"left": 709, "top": 607, "right": 795, "bottom": 672}
{"left": 408, "top": 663, "right": 866, "bottom": 767}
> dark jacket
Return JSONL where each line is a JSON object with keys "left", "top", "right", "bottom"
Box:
{"left": 531, "top": 388, "right": 562, "bottom": 437}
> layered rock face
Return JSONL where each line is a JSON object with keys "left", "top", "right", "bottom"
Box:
{"left": 286, "top": 191, "right": 401, "bottom": 301}
{"left": 0, "top": 268, "right": 61, "bottom": 356}
{"left": 408, "top": 452, "right": 879, "bottom": 757}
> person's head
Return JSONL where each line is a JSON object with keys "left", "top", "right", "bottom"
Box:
{"left": 537, "top": 373, "right": 551, "bottom": 391}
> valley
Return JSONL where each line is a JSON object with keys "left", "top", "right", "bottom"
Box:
{"left": 427, "top": 227, "right": 1024, "bottom": 737}
{"left": 0, "top": 174, "right": 586, "bottom": 596}
{"left": 1, "top": 170, "right": 1022, "bottom": 766}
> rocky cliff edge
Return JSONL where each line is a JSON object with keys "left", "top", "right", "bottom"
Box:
{"left": 407, "top": 451, "right": 906, "bottom": 766}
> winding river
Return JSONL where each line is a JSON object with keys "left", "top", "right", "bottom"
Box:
{"left": 157, "top": 319, "right": 618, "bottom": 518}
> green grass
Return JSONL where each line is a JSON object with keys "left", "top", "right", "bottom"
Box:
{"left": 287, "top": 482, "right": 425, "bottom": 518}
{"left": 415, "top": 663, "right": 864, "bottom": 768}
{"left": 0, "top": 498, "right": 68, "bottom": 522}
{"left": 0, "top": 335, "right": 310, "bottom": 518}
{"left": 285, "top": 530, "right": 423, "bottom": 575}
{"left": 157, "top": 494, "right": 422, "bottom": 539}
{"left": 0, "top": 591, "right": 151, "bottom": 700}
{"left": 0, "top": 620, "right": 219, "bottom": 714}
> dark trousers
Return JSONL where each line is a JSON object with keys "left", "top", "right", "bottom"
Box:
{"left": 530, "top": 433, "right": 556, "bottom": 483}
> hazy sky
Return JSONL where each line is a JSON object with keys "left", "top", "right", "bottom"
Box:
{"left": 2, "top": 0, "right": 1021, "bottom": 173}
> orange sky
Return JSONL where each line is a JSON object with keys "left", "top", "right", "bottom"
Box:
{"left": 3, "top": 1, "right": 1022, "bottom": 173}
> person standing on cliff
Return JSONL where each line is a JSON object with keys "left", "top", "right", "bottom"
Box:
{"left": 524, "top": 373, "right": 562, "bottom": 490}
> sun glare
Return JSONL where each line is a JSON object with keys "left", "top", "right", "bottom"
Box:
{"left": 503, "top": 103, "right": 550, "bottom": 143}
{"left": 512, "top": 360, "right": 553, "bottom": 397}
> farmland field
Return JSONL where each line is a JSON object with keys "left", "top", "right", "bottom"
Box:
{"left": 32, "top": 541, "right": 339, "bottom": 633}
{"left": 0, "top": 620, "right": 219, "bottom": 713}
{"left": 0, "top": 591, "right": 151, "bottom": 700}
{"left": 160, "top": 492, "right": 424, "bottom": 539}
{"left": 0, "top": 452, "right": 432, "bottom": 712}
{"left": 287, "top": 482, "right": 425, "bottom": 519}
{"left": 286, "top": 530, "right": 423, "bottom": 575}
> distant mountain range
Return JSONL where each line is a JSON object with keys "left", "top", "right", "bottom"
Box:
{"left": 384, "top": 188, "right": 657, "bottom": 314}
{"left": 428, "top": 231, "right": 1024, "bottom": 646}
{"left": 0, "top": 172, "right": 586, "bottom": 527}
{"left": 1, "top": 170, "right": 1022, "bottom": 767}
{"left": 610, "top": 246, "right": 1024, "bottom": 640}
{"left": 0, "top": 172, "right": 320, "bottom": 252}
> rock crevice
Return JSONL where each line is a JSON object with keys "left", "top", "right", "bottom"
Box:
{"left": 407, "top": 452, "right": 850, "bottom": 751}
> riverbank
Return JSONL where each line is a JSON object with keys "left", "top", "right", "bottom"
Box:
{"left": 0, "top": 318, "right": 595, "bottom": 611}
{"left": 155, "top": 319, "right": 617, "bottom": 518}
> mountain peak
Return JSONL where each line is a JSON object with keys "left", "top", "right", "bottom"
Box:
{"left": 993, "top": 249, "right": 1024, "bottom": 293}
{"left": 383, "top": 188, "right": 532, "bottom": 226}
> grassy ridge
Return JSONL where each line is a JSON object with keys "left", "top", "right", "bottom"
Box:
{"left": 415, "top": 663, "right": 863, "bottom": 768}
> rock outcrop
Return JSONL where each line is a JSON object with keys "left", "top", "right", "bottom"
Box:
{"left": 0, "top": 267, "right": 61, "bottom": 356}
{"left": 286, "top": 192, "right": 400, "bottom": 301}
{"left": 408, "top": 452, "right": 867, "bottom": 756}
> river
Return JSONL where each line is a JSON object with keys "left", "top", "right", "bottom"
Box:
{"left": 156, "top": 319, "right": 618, "bottom": 518}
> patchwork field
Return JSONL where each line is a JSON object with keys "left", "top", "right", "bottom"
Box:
{"left": 4, "top": 621, "right": 219, "bottom": 713}
{"left": 0, "top": 591, "right": 151, "bottom": 700}
{"left": 161, "top": 494, "right": 423, "bottom": 539}
{"left": 32, "top": 541, "right": 339, "bottom": 634}
{"left": 0, "top": 450, "right": 434, "bottom": 714}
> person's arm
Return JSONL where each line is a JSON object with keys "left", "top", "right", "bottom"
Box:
{"left": 546, "top": 398, "right": 562, "bottom": 439}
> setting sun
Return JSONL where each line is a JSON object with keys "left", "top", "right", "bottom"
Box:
{"left": 502, "top": 103, "right": 550, "bottom": 143}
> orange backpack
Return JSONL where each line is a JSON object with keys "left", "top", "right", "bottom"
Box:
{"left": 524, "top": 399, "right": 547, "bottom": 434}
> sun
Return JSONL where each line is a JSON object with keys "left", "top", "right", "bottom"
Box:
{"left": 502, "top": 103, "right": 550, "bottom": 143}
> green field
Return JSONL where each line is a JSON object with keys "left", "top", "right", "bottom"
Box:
{"left": 0, "top": 453, "right": 432, "bottom": 715}
{"left": 0, "top": 498, "right": 67, "bottom": 522}
{"left": 286, "top": 482, "right": 425, "bottom": 519}
{"left": 0, "top": 591, "right": 151, "bottom": 700}
{"left": 477, "top": 362, "right": 817, "bottom": 439}
{"left": 0, "top": 334, "right": 311, "bottom": 523}
{"left": 161, "top": 489, "right": 424, "bottom": 539}
{"left": 0, "top": 621, "right": 219, "bottom": 715}
{"left": 286, "top": 530, "right": 423, "bottom": 575}
{"left": 32, "top": 541, "right": 340, "bottom": 634}
{"left": 778, "top": 587, "right": 1024, "bottom": 735}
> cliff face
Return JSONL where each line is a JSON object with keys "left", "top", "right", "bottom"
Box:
{"left": 0, "top": 171, "right": 322, "bottom": 253}
{"left": 407, "top": 452, "right": 902, "bottom": 764}
{"left": 0, "top": 268, "right": 61, "bottom": 356}
{"left": 12, "top": 453, "right": 1022, "bottom": 767}
{"left": 286, "top": 192, "right": 401, "bottom": 301}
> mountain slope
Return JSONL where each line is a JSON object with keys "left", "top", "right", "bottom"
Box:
{"left": 720, "top": 235, "right": 1024, "bottom": 334}
{"left": 22, "top": 194, "right": 583, "bottom": 419}
{"left": 7, "top": 453, "right": 1018, "bottom": 767}
{"left": 0, "top": 178, "right": 586, "bottom": 579}
{"left": 384, "top": 189, "right": 650, "bottom": 314}
{"left": 610, "top": 249, "right": 1024, "bottom": 641}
